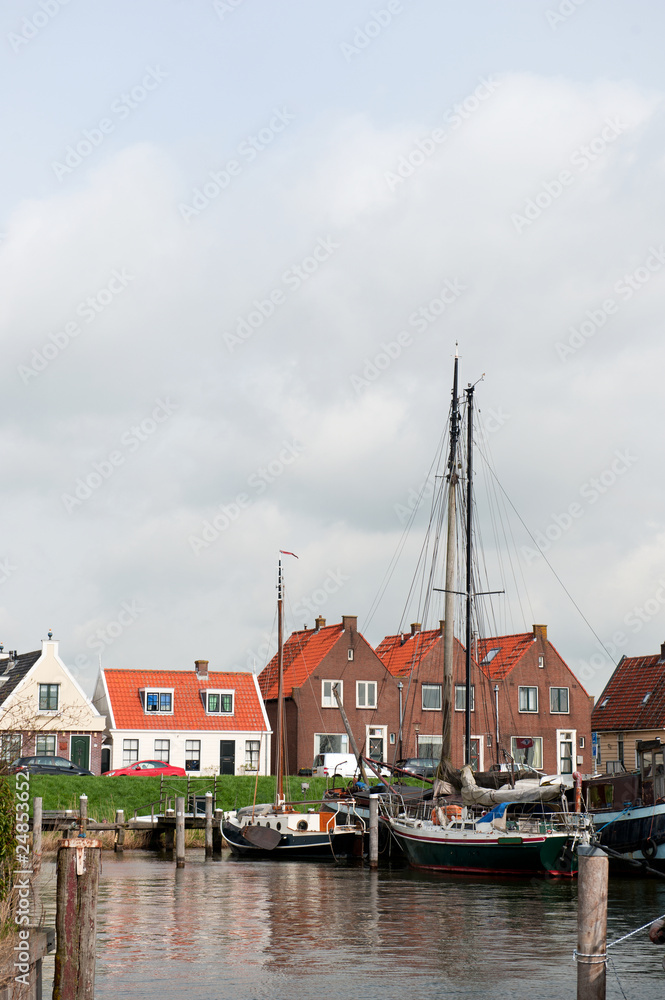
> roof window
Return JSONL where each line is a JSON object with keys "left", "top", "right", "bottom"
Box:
{"left": 481, "top": 647, "right": 500, "bottom": 665}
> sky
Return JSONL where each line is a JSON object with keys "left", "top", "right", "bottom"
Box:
{"left": 2, "top": 0, "right": 665, "bottom": 700}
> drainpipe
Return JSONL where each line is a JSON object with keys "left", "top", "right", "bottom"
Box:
{"left": 494, "top": 684, "right": 500, "bottom": 766}
{"left": 398, "top": 681, "right": 403, "bottom": 760}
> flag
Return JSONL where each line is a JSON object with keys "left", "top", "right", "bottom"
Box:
{"left": 279, "top": 550, "right": 299, "bottom": 558}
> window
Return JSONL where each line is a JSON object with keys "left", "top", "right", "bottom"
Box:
{"left": 185, "top": 740, "right": 201, "bottom": 771}
{"left": 35, "top": 735, "right": 56, "bottom": 756}
{"left": 123, "top": 739, "right": 139, "bottom": 766}
{"left": 518, "top": 686, "right": 538, "bottom": 713}
{"left": 550, "top": 687, "right": 569, "bottom": 714}
{"left": 154, "top": 739, "right": 170, "bottom": 763}
{"left": 511, "top": 736, "right": 543, "bottom": 768}
{"left": 481, "top": 647, "right": 500, "bottom": 665}
{"left": 454, "top": 685, "right": 475, "bottom": 712}
{"left": 422, "top": 683, "right": 442, "bottom": 711}
{"left": 579, "top": 736, "right": 585, "bottom": 749}
{"left": 538, "top": 656, "right": 544, "bottom": 668}
{"left": 145, "top": 691, "right": 173, "bottom": 713}
{"left": 245, "top": 740, "right": 260, "bottom": 772}
{"left": 356, "top": 681, "right": 377, "bottom": 709}
{"left": 322, "top": 680, "right": 342, "bottom": 707}
{"left": 617, "top": 733, "right": 624, "bottom": 766}
{"left": 0, "top": 734, "right": 21, "bottom": 763}
{"left": 38, "top": 684, "right": 59, "bottom": 711}
{"left": 418, "top": 736, "right": 442, "bottom": 758}
{"left": 206, "top": 691, "right": 233, "bottom": 714}
{"left": 315, "top": 733, "right": 348, "bottom": 755}
{"left": 347, "top": 649, "right": 354, "bottom": 661}
{"left": 390, "top": 732, "right": 396, "bottom": 745}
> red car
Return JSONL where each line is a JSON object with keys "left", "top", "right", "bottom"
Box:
{"left": 103, "top": 759, "right": 187, "bottom": 777}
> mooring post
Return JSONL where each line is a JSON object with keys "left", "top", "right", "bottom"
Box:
{"left": 33, "top": 796, "right": 42, "bottom": 872}
{"left": 78, "top": 795, "right": 88, "bottom": 837}
{"left": 205, "top": 792, "right": 213, "bottom": 858}
{"left": 213, "top": 808, "right": 224, "bottom": 853}
{"left": 369, "top": 795, "right": 379, "bottom": 869}
{"left": 175, "top": 796, "right": 185, "bottom": 868}
{"left": 53, "top": 838, "right": 102, "bottom": 1000}
{"left": 576, "top": 844, "right": 608, "bottom": 1000}
{"left": 114, "top": 809, "right": 125, "bottom": 853}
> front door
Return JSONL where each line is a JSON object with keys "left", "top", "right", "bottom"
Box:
{"left": 469, "top": 737, "right": 483, "bottom": 772}
{"left": 220, "top": 740, "right": 235, "bottom": 775}
{"left": 70, "top": 736, "right": 90, "bottom": 770}
{"left": 367, "top": 726, "right": 386, "bottom": 762}
{"left": 557, "top": 730, "right": 575, "bottom": 774}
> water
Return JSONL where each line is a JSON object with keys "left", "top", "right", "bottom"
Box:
{"left": 35, "top": 853, "right": 665, "bottom": 999}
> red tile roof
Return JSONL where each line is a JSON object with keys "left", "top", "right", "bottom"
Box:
{"left": 258, "top": 624, "right": 344, "bottom": 700}
{"left": 376, "top": 628, "right": 445, "bottom": 677}
{"left": 592, "top": 654, "right": 665, "bottom": 730}
{"left": 103, "top": 669, "right": 268, "bottom": 731}
{"left": 476, "top": 634, "right": 536, "bottom": 679}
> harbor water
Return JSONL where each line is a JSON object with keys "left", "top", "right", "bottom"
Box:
{"left": 35, "top": 852, "right": 665, "bottom": 999}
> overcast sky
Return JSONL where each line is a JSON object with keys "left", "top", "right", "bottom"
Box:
{"left": 2, "top": 0, "right": 665, "bottom": 700}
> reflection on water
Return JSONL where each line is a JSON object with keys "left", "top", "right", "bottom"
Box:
{"left": 35, "top": 853, "right": 665, "bottom": 999}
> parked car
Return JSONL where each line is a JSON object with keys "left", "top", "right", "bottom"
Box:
{"left": 9, "top": 756, "right": 94, "bottom": 776}
{"left": 104, "top": 759, "right": 187, "bottom": 777}
{"left": 395, "top": 757, "right": 438, "bottom": 778}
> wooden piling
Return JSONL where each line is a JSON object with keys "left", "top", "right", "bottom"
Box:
{"left": 53, "top": 838, "right": 102, "bottom": 1000}
{"left": 33, "top": 796, "right": 42, "bottom": 872}
{"left": 205, "top": 792, "right": 213, "bottom": 858}
{"left": 576, "top": 844, "right": 608, "bottom": 1000}
{"left": 175, "top": 796, "right": 185, "bottom": 868}
{"left": 369, "top": 795, "right": 379, "bottom": 869}
{"left": 114, "top": 810, "right": 125, "bottom": 853}
{"left": 78, "top": 795, "right": 88, "bottom": 837}
{"left": 213, "top": 809, "right": 224, "bottom": 854}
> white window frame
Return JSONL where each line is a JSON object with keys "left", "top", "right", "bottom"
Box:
{"left": 0, "top": 733, "right": 22, "bottom": 763}
{"left": 245, "top": 740, "right": 260, "bottom": 772}
{"left": 154, "top": 739, "right": 170, "bottom": 763}
{"left": 142, "top": 689, "right": 174, "bottom": 714}
{"left": 356, "top": 680, "right": 377, "bottom": 709}
{"left": 314, "top": 733, "right": 349, "bottom": 757}
{"left": 205, "top": 690, "right": 234, "bottom": 715}
{"left": 454, "top": 685, "right": 475, "bottom": 712}
{"left": 511, "top": 736, "right": 543, "bottom": 769}
{"left": 347, "top": 649, "right": 354, "bottom": 661}
{"left": 422, "top": 683, "right": 442, "bottom": 711}
{"left": 322, "top": 680, "right": 342, "bottom": 708}
{"left": 122, "top": 739, "right": 139, "bottom": 766}
{"left": 549, "top": 686, "right": 570, "bottom": 714}
{"left": 35, "top": 734, "right": 56, "bottom": 756}
{"left": 518, "top": 686, "right": 538, "bottom": 713}
{"left": 185, "top": 740, "right": 201, "bottom": 771}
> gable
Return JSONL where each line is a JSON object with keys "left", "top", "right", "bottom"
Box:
{"left": 258, "top": 624, "right": 344, "bottom": 700}
{"left": 376, "top": 629, "right": 445, "bottom": 677}
{"left": 592, "top": 654, "right": 665, "bottom": 731}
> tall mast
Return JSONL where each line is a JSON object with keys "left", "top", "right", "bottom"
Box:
{"left": 275, "top": 558, "right": 285, "bottom": 807}
{"left": 441, "top": 350, "right": 460, "bottom": 771}
{"left": 464, "top": 383, "right": 474, "bottom": 767}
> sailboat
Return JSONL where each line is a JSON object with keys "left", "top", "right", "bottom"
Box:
{"left": 385, "top": 354, "right": 592, "bottom": 876}
{"left": 221, "top": 558, "right": 364, "bottom": 859}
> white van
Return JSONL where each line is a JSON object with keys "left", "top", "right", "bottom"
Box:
{"left": 313, "top": 753, "right": 359, "bottom": 778}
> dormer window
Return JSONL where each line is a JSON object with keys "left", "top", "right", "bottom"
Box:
{"left": 205, "top": 691, "right": 234, "bottom": 715}
{"left": 142, "top": 689, "right": 173, "bottom": 714}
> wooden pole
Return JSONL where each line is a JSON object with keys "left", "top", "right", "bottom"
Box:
{"left": 53, "top": 838, "right": 102, "bottom": 1000}
{"left": 33, "top": 796, "right": 42, "bottom": 872}
{"left": 175, "top": 796, "right": 185, "bottom": 868}
{"left": 576, "top": 844, "right": 608, "bottom": 1000}
{"left": 205, "top": 792, "right": 213, "bottom": 858}
{"left": 114, "top": 810, "right": 125, "bottom": 853}
{"left": 78, "top": 795, "right": 88, "bottom": 837}
{"left": 213, "top": 809, "right": 224, "bottom": 854}
{"left": 369, "top": 795, "right": 379, "bottom": 869}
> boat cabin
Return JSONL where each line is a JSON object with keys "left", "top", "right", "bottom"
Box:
{"left": 584, "top": 739, "right": 664, "bottom": 811}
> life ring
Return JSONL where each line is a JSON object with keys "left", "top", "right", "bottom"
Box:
{"left": 297, "top": 819, "right": 308, "bottom": 831}
{"left": 642, "top": 838, "right": 657, "bottom": 860}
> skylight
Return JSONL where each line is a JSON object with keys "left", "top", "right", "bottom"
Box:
{"left": 599, "top": 697, "right": 610, "bottom": 708}
{"left": 481, "top": 647, "right": 500, "bottom": 665}
{"left": 642, "top": 691, "right": 652, "bottom": 704}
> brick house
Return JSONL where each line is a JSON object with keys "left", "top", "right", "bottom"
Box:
{"left": 0, "top": 637, "right": 106, "bottom": 773}
{"left": 93, "top": 658, "right": 271, "bottom": 775}
{"left": 257, "top": 615, "right": 401, "bottom": 774}
{"left": 591, "top": 643, "right": 665, "bottom": 772}
{"left": 477, "top": 624, "right": 593, "bottom": 775}
{"left": 377, "top": 621, "right": 488, "bottom": 768}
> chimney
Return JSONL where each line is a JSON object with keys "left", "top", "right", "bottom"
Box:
{"left": 410, "top": 623, "right": 422, "bottom": 635}
{"left": 660, "top": 641, "right": 665, "bottom": 660}
{"left": 194, "top": 659, "right": 209, "bottom": 678}
{"left": 532, "top": 624, "right": 547, "bottom": 641}
{"left": 315, "top": 616, "right": 326, "bottom": 631}
{"left": 439, "top": 620, "right": 445, "bottom": 636}
{"left": 341, "top": 615, "right": 357, "bottom": 633}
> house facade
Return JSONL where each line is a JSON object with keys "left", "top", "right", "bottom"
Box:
{"left": 93, "top": 659, "right": 272, "bottom": 775}
{"left": 258, "top": 615, "right": 401, "bottom": 774}
{"left": 591, "top": 644, "right": 665, "bottom": 772}
{"left": 0, "top": 637, "right": 106, "bottom": 773}
{"left": 477, "top": 624, "right": 593, "bottom": 776}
